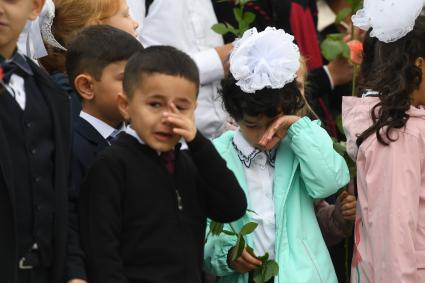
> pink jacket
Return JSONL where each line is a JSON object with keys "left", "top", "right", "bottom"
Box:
{"left": 342, "top": 96, "right": 425, "bottom": 283}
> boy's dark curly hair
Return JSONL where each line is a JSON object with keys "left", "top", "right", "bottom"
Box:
{"left": 357, "top": 15, "right": 425, "bottom": 146}
{"left": 220, "top": 76, "right": 305, "bottom": 121}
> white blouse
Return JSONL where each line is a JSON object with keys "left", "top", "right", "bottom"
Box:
{"left": 233, "top": 130, "right": 276, "bottom": 259}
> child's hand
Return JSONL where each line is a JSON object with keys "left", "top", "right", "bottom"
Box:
{"left": 163, "top": 103, "right": 197, "bottom": 142}
{"left": 228, "top": 246, "right": 262, "bottom": 273}
{"left": 258, "top": 115, "right": 300, "bottom": 150}
{"left": 336, "top": 190, "right": 357, "bottom": 222}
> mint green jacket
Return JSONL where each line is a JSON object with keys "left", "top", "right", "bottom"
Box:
{"left": 204, "top": 117, "right": 350, "bottom": 283}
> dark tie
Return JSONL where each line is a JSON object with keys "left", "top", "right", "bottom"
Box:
{"left": 1, "top": 61, "right": 20, "bottom": 85}
{"left": 161, "top": 151, "right": 175, "bottom": 174}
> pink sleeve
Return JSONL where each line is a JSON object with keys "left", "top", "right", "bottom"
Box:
{"left": 359, "top": 133, "right": 422, "bottom": 282}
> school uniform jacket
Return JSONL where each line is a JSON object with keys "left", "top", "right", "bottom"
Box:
{"left": 72, "top": 116, "right": 109, "bottom": 191}
{"left": 204, "top": 117, "right": 350, "bottom": 283}
{"left": 79, "top": 132, "right": 247, "bottom": 283}
{"left": 0, "top": 58, "right": 73, "bottom": 282}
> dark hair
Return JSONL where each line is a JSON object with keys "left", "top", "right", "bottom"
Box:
{"left": 220, "top": 76, "right": 305, "bottom": 121}
{"left": 123, "top": 46, "right": 200, "bottom": 98}
{"left": 356, "top": 15, "right": 425, "bottom": 146}
{"left": 65, "top": 25, "right": 143, "bottom": 95}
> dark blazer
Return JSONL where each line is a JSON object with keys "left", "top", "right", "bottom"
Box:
{"left": 0, "top": 59, "right": 72, "bottom": 282}
{"left": 66, "top": 116, "right": 110, "bottom": 281}
{"left": 79, "top": 132, "right": 247, "bottom": 283}
{"left": 72, "top": 116, "right": 109, "bottom": 191}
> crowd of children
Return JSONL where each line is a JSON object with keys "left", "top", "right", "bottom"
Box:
{"left": 0, "top": 0, "right": 424, "bottom": 283}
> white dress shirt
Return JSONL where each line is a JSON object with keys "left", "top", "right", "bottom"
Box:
{"left": 128, "top": 0, "right": 229, "bottom": 139}
{"left": 79, "top": 111, "right": 124, "bottom": 143}
{"left": 233, "top": 130, "right": 276, "bottom": 259}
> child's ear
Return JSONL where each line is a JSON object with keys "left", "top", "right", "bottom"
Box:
{"left": 117, "top": 93, "right": 131, "bottom": 121}
{"left": 28, "top": 0, "right": 46, "bottom": 21}
{"left": 416, "top": 57, "right": 425, "bottom": 70}
{"left": 74, "top": 74, "right": 95, "bottom": 101}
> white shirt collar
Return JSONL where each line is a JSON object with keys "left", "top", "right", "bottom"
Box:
{"left": 125, "top": 125, "right": 145, "bottom": 145}
{"left": 232, "top": 130, "right": 277, "bottom": 168}
{"left": 80, "top": 111, "right": 119, "bottom": 139}
{"left": 124, "top": 125, "right": 189, "bottom": 151}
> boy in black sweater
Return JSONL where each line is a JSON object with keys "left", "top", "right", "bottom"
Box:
{"left": 79, "top": 46, "right": 247, "bottom": 283}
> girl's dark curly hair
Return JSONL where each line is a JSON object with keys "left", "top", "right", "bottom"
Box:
{"left": 356, "top": 15, "right": 425, "bottom": 146}
{"left": 220, "top": 76, "right": 305, "bottom": 121}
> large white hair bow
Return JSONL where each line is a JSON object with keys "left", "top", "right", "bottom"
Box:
{"left": 229, "top": 27, "right": 300, "bottom": 94}
{"left": 352, "top": 0, "right": 425, "bottom": 43}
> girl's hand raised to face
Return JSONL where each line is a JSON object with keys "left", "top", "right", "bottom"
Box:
{"left": 258, "top": 115, "right": 300, "bottom": 150}
{"left": 162, "top": 102, "right": 197, "bottom": 142}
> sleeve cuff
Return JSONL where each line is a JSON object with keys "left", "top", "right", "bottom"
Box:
{"left": 322, "top": 65, "right": 335, "bottom": 90}
{"left": 187, "top": 130, "right": 209, "bottom": 152}
{"left": 191, "top": 49, "right": 225, "bottom": 85}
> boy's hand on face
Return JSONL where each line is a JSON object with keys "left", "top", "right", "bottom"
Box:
{"left": 228, "top": 246, "right": 262, "bottom": 273}
{"left": 258, "top": 115, "right": 300, "bottom": 150}
{"left": 163, "top": 102, "right": 197, "bottom": 142}
{"left": 336, "top": 190, "right": 357, "bottom": 222}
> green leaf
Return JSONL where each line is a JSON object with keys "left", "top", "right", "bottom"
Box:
{"left": 257, "top": 252, "right": 269, "bottom": 263}
{"left": 211, "top": 23, "right": 229, "bottom": 35}
{"left": 342, "top": 42, "right": 350, "bottom": 58}
{"left": 240, "top": 222, "right": 258, "bottom": 235}
{"left": 222, "top": 230, "right": 237, "bottom": 236}
{"left": 225, "top": 22, "right": 240, "bottom": 36}
{"left": 332, "top": 139, "right": 347, "bottom": 157}
{"left": 351, "top": 0, "right": 363, "bottom": 13}
{"left": 252, "top": 268, "right": 263, "bottom": 283}
{"left": 321, "top": 37, "right": 343, "bottom": 61}
{"left": 263, "top": 260, "right": 279, "bottom": 281}
{"left": 232, "top": 235, "right": 246, "bottom": 261}
{"left": 327, "top": 33, "right": 344, "bottom": 41}
{"left": 233, "top": 7, "right": 243, "bottom": 22}
{"left": 243, "top": 11, "right": 256, "bottom": 25}
{"left": 209, "top": 221, "right": 224, "bottom": 236}
{"left": 335, "top": 8, "right": 351, "bottom": 25}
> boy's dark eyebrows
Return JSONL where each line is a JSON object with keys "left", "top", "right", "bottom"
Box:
{"left": 145, "top": 94, "right": 166, "bottom": 100}
{"left": 174, "top": 97, "right": 192, "bottom": 104}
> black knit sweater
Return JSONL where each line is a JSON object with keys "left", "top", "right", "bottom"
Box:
{"left": 79, "top": 132, "right": 247, "bottom": 283}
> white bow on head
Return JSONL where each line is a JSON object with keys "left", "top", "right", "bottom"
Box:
{"left": 230, "top": 27, "right": 300, "bottom": 94}
{"left": 352, "top": 0, "right": 425, "bottom": 43}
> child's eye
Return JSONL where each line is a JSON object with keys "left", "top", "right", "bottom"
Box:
{"left": 149, "top": 102, "right": 162, "bottom": 108}
{"left": 245, "top": 124, "right": 257, "bottom": 129}
{"left": 176, "top": 106, "right": 187, "bottom": 111}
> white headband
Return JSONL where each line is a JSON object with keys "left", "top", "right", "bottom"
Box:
{"left": 352, "top": 0, "right": 425, "bottom": 43}
{"left": 229, "top": 27, "right": 300, "bottom": 94}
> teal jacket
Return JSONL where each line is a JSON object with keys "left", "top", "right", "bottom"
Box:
{"left": 204, "top": 117, "right": 350, "bottom": 283}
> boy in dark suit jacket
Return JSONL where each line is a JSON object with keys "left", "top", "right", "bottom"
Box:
{"left": 0, "top": 0, "right": 76, "bottom": 282}
{"left": 79, "top": 46, "right": 247, "bottom": 283}
{"left": 64, "top": 26, "right": 142, "bottom": 282}
{"left": 66, "top": 25, "right": 143, "bottom": 190}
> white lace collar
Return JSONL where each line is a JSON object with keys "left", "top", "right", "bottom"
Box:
{"left": 232, "top": 130, "right": 276, "bottom": 168}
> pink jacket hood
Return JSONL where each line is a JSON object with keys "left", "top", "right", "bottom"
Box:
{"left": 342, "top": 96, "right": 425, "bottom": 161}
